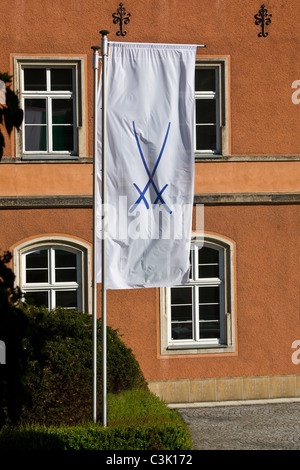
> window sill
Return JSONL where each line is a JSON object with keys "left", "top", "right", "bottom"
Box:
{"left": 2, "top": 157, "right": 93, "bottom": 164}
{"left": 195, "top": 153, "right": 223, "bottom": 161}
{"left": 164, "top": 343, "right": 235, "bottom": 355}
{"left": 21, "top": 154, "right": 80, "bottom": 161}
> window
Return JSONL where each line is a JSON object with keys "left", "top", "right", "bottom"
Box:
{"left": 14, "top": 238, "right": 91, "bottom": 312}
{"left": 22, "top": 246, "right": 81, "bottom": 309}
{"left": 195, "top": 59, "right": 228, "bottom": 158}
{"left": 160, "top": 235, "right": 235, "bottom": 354}
{"left": 23, "top": 67, "right": 76, "bottom": 154}
{"left": 14, "top": 57, "right": 85, "bottom": 159}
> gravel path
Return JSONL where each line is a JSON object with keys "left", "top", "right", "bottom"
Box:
{"left": 177, "top": 401, "right": 300, "bottom": 450}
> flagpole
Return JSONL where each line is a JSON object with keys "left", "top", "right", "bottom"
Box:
{"left": 100, "top": 29, "right": 109, "bottom": 428}
{"left": 91, "top": 44, "right": 100, "bottom": 424}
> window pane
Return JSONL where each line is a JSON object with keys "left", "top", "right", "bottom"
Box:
{"left": 26, "top": 269, "right": 48, "bottom": 283}
{"left": 26, "top": 250, "right": 48, "bottom": 283}
{"left": 198, "top": 246, "right": 219, "bottom": 278}
{"left": 171, "top": 305, "right": 192, "bottom": 322}
{"left": 25, "top": 291, "right": 49, "bottom": 308}
{"left": 199, "top": 321, "right": 220, "bottom": 339}
{"left": 25, "top": 126, "right": 47, "bottom": 151}
{"left": 195, "top": 68, "right": 216, "bottom": 92}
{"left": 196, "top": 99, "right": 216, "bottom": 124}
{"left": 51, "top": 68, "right": 73, "bottom": 91}
{"left": 52, "top": 126, "right": 74, "bottom": 151}
{"left": 55, "top": 268, "right": 77, "bottom": 282}
{"left": 25, "top": 99, "right": 46, "bottom": 124}
{"left": 52, "top": 100, "right": 73, "bottom": 125}
{"left": 199, "top": 264, "right": 219, "bottom": 278}
{"left": 171, "top": 285, "right": 193, "bottom": 339}
{"left": 26, "top": 250, "right": 48, "bottom": 268}
{"left": 56, "top": 291, "right": 77, "bottom": 309}
{"left": 199, "top": 247, "right": 219, "bottom": 264}
{"left": 172, "top": 322, "right": 193, "bottom": 340}
{"left": 24, "top": 68, "right": 46, "bottom": 91}
{"left": 171, "top": 286, "right": 192, "bottom": 304}
{"left": 55, "top": 250, "right": 77, "bottom": 267}
{"left": 199, "top": 304, "right": 220, "bottom": 321}
{"left": 199, "top": 286, "right": 219, "bottom": 304}
{"left": 196, "top": 125, "right": 216, "bottom": 151}
{"left": 55, "top": 250, "right": 77, "bottom": 282}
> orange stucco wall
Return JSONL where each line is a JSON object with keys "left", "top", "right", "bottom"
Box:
{"left": 0, "top": 0, "right": 299, "bottom": 160}
{"left": 0, "top": 159, "right": 300, "bottom": 197}
{"left": 0, "top": 163, "right": 93, "bottom": 196}
{"left": 0, "top": 160, "right": 300, "bottom": 197}
{"left": 195, "top": 161, "right": 300, "bottom": 195}
{"left": 1, "top": 208, "right": 92, "bottom": 259}
{"left": 2, "top": 204, "right": 299, "bottom": 382}
{"left": 1, "top": 1, "right": 299, "bottom": 198}
{"left": 0, "top": 1, "right": 300, "bottom": 387}
{"left": 107, "top": 204, "right": 300, "bottom": 381}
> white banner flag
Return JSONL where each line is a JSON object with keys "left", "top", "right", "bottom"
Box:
{"left": 96, "top": 42, "right": 197, "bottom": 289}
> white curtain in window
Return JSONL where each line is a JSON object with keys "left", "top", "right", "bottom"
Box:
{"left": 0, "top": 80, "right": 5, "bottom": 105}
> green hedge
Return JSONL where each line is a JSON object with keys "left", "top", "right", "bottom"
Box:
{"left": 18, "top": 306, "right": 147, "bottom": 426}
{"left": 0, "top": 390, "right": 193, "bottom": 450}
{"left": 0, "top": 422, "right": 192, "bottom": 450}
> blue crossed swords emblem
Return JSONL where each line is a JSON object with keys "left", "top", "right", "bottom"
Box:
{"left": 129, "top": 121, "right": 172, "bottom": 214}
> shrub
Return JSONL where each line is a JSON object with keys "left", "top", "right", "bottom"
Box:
{"left": 18, "top": 306, "right": 147, "bottom": 426}
{"left": 0, "top": 390, "right": 193, "bottom": 450}
{"left": 0, "top": 423, "right": 193, "bottom": 450}
{"left": 0, "top": 252, "right": 32, "bottom": 428}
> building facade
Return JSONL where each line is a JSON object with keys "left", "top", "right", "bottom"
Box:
{"left": 1, "top": 0, "right": 300, "bottom": 403}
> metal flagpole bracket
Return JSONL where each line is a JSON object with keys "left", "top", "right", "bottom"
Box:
{"left": 100, "top": 30, "right": 110, "bottom": 52}
{"left": 91, "top": 45, "right": 101, "bottom": 69}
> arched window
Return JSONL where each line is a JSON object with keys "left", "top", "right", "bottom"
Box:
{"left": 14, "top": 238, "right": 91, "bottom": 312}
{"left": 160, "top": 234, "right": 235, "bottom": 354}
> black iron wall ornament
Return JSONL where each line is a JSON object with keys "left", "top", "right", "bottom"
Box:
{"left": 254, "top": 4, "right": 272, "bottom": 37}
{"left": 112, "top": 2, "right": 131, "bottom": 36}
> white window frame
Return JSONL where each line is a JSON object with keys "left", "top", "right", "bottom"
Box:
{"left": 22, "top": 245, "right": 82, "bottom": 310}
{"left": 13, "top": 237, "right": 91, "bottom": 313}
{"left": 160, "top": 234, "right": 235, "bottom": 355}
{"left": 21, "top": 66, "right": 77, "bottom": 156}
{"left": 194, "top": 59, "right": 229, "bottom": 159}
{"left": 168, "top": 242, "right": 225, "bottom": 347}
{"left": 14, "top": 56, "right": 86, "bottom": 160}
